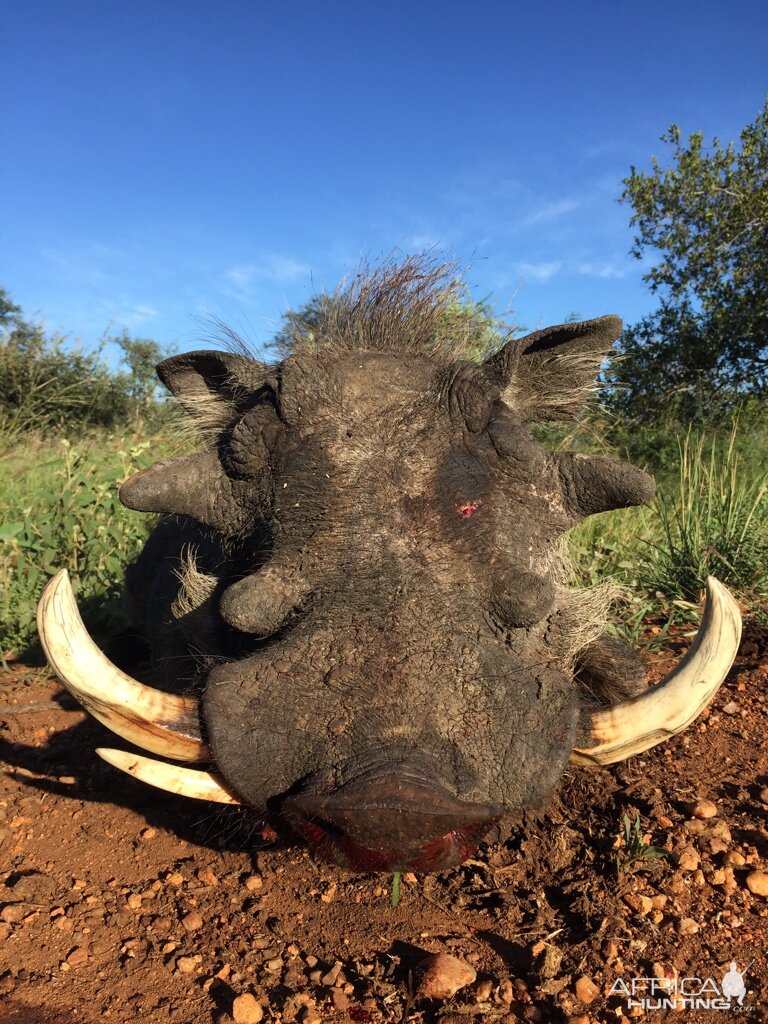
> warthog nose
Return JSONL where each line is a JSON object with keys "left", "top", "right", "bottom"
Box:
{"left": 283, "top": 770, "right": 502, "bottom": 872}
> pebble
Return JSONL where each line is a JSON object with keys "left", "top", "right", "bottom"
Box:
{"left": 724, "top": 850, "right": 746, "bottom": 866}
{"left": 321, "top": 961, "right": 343, "bottom": 986}
{"left": 722, "top": 701, "right": 740, "bottom": 715}
{"left": 198, "top": 867, "right": 219, "bottom": 886}
{"left": 176, "top": 955, "right": 202, "bottom": 973}
{"left": 232, "top": 993, "right": 264, "bottom": 1024}
{"left": 759, "top": 788, "right": 768, "bottom": 804}
{"left": 182, "top": 910, "right": 203, "bottom": 932}
{"left": 497, "top": 978, "right": 514, "bottom": 1005}
{"left": 166, "top": 872, "right": 185, "bottom": 887}
{"left": 139, "top": 827, "right": 157, "bottom": 841}
{"left": 244, "top": 875, "right": 263, "bottom": 891}
{"left": 330, "top": 990, "right": 350, "bottom": 1012}
{"left": 691, "top": 799, "right": 717, "bottom": 819}
{"left": 416, "top": 953, "right": 477, "bottom": 999}
{"left": 624, "top": 893, "right": 653, "bottom": 916}
{"left": 745, "top": 870, "right": 768, "bottom": 897}
{"left": 474, "top": 978, "right": 493, "bottom": 1001}
{"left": 678, "top": 917, "right": 700, "bottom": 935}
{"left": 575, "top": 976, "right": 600, "bottom": 1004}
{"left": 675, "top": 846, "right": 701, "bottom": 871}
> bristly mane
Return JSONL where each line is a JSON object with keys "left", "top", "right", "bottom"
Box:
{"left": 272, "top": 253, "right": 512, "bottom": 362}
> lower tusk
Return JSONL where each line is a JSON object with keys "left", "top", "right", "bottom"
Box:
{"left": 96, "top": 748, "right": 242, "bottom": 804}
{"left": 37, "top": 569, "right": 211, "bottom": 763}
{"left": 571, "top": 576, "right": 742, "bottom": 766}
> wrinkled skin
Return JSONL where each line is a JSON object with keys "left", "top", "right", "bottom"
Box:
{"left": 121, "top": 312, "right": 655, "bottom": 872}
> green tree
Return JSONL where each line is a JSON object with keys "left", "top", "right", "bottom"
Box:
{"left": 111, "top": 332, "right": 169, "bottom": 406}
{"left": 609, "top": 98, "right": 768, "bottom": 421}
{"left": 0, "top": 288, "right": 170, "bottom": 433}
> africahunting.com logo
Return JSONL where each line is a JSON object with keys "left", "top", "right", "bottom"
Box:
{"left": 609, "top": 961, "right": 754, "bottom": 1012}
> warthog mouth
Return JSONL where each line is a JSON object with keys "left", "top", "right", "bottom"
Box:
{"left": 281, "top": 766, "right": 503, "bottom": 872}
{"left": 37, "top": 569, "right": 741, "bottom": 870}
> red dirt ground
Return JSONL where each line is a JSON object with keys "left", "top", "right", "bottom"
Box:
{"left": 1, "top": 624, "right": 767, "bottom": 1024}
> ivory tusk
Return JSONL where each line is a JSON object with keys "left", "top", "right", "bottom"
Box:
{"left": 571, "top": 576, "right": 742, "bottom": 766}
{"left": 37, "top": 569, "right": 211, "bottom": 763}
{"left": 96, "top": 748, "right": 242, "bottom": 804}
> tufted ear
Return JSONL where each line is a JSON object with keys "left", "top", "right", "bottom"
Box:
{"left": 484, "top": 315, "right": 622, "bottom": 422}
{"left": 157, "top": 350, "right": 268, "bottom": 429}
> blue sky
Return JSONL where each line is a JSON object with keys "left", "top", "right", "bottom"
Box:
{"left": 3, "top": 0, "right": 767, "bottom": 363}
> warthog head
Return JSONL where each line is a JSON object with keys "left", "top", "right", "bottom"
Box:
{"left": 38, "top": 258, "right": 741, "bottom": 873}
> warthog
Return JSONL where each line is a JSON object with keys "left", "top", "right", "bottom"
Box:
{"left": 38, "top": 258, "right": 741, "bottom": 873}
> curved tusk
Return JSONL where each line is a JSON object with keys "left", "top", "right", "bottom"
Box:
{"left": 571, "top": 576, "right": 742, "bottom": 766}
{"left": 96, "top": 748, "right": 242, "bottom": 804}
{"left": 37, "top": 569, "right": 211, "bottom": 764}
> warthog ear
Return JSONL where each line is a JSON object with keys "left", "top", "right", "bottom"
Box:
{"left": 485, "top": 315, "right": 622, "bottom": 422}
{"left": 157, "top": 350, "right": 268, "bottom": 429}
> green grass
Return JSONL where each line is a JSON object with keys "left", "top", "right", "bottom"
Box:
{"left": 569, "top": 423, "right": 768, "bottom": 633}
{"left": 0, "top": 430, "right": 161, "bottom": 653}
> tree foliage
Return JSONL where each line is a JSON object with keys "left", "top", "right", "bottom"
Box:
{"left": 609, "top": 99, "right": 768, "bottom": 422}
{"left": 0, "top": 287, "right": 171, "bottom": 435}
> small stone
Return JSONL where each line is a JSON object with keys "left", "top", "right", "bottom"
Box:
{"left": 678, "top": 917, "right": 700, "bottom": 935}
{"left": 182, "top": 910, "right": 203, "bottom": 932}
{"left": 176, "top": 954, "right": 202, "bottom": 973}
{"left": 650, "top": 894, "right": 668, "bottom": 910}
{"left": 320, "top": 882, "right": 337, "bottom": 903}
{"left": 474, "top": 978, "right": 493, "bottom": 1001}
{"left": 497, "top": 978, "right": 515, "bottom": 1005}
{"left": 721, "top": 701, "right": 740, "bottom": 715}
{"left": 265, "top": 958, "right": 283, "bottom": 972}
{"left": 623, "top": 893, "right": 653, "bottom": 916}
{"left": 198, "top": 867, "right": 219, "bottom": 886}
{"left": 710, "top": 868, "right": 727, "bottom": 885}
{"left": 568, "top": 1017, "right": 591, "bottom": 1024}
{"left": 244, "top": 875, "right": 263, "bottom": 892}
{"left": 675, "top": 846, "right": 701, "bottom": 872}
{"left": 127, "top": 893, "right": 142, "bottom": 910}
{"left": 759, "top": 788, "right": 768, "bottom": 804}
{"left": 140, "top": 827, "right": 157, "bottom": 841}
{"left": 321, "top": 961, "right": 343, "bottom": 987}
{"left": 416, "top": 953, "right": 477, "bottom": 1000}
{"left": 166, "top": 872, "right": 185, "bottom": 887}
{"left": 330, "top": 990, "right": 350, "bottom": 1012}
{"left": 723, "top": 866, "right": 738, "bottom": 895}
{"left": 575, "top": 975, "right": 600, "bottom": 1004}
{"left": 724, "top": 850, "right": 746, "bottom": 866}
{"left": 232, "top": 992, "right": 264, "bottom": 1024}
{"left": 66, "top": 946, "right": 88, "bottom": 966}
{"left": 691, "top": 799, "right": 717, "bottom": 819}
{"left": 745, "top": 870, "right": 768, "bottom": 897}
{"left": 1, "top": 905, "right": 25, "bottom": 924}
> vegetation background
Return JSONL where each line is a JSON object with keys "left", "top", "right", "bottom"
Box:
{"left": 1, "top": 102, "right": 767, "bottom": 657}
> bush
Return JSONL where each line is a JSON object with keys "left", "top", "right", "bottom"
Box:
{"left": 0, "top": 433, "right": 158, "bottom": 653}
{"left": 0, "top": 287, "right": 174, "bottom": 436}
